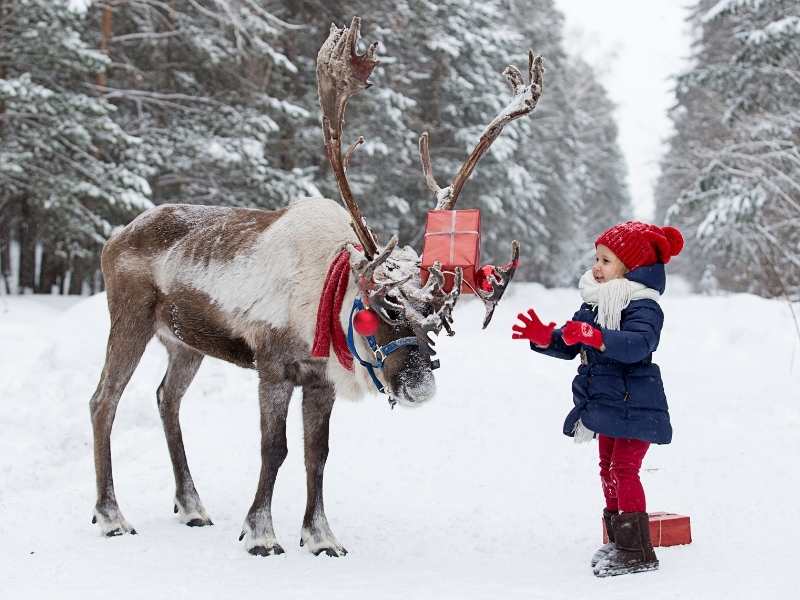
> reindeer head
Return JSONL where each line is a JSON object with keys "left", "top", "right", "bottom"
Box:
{"left": 345, "top": 238, "right": 461, "bottom": 405}
{"left": 317, "top": 17, "right": 543, "bottom": 406}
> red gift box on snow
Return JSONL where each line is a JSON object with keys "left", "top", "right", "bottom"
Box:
{"left": 602, "top": 512, "right": 692, "bottom": 547}
{"left": 420, "top": 209, "right": 481, "bottom": 293}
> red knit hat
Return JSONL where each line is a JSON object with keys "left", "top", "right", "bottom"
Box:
{"left": 595, "top": 221, "right": 684, "bottom": 270}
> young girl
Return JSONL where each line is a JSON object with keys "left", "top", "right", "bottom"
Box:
{"left": 512, "top": 221, "right": 684, "bottom": 577}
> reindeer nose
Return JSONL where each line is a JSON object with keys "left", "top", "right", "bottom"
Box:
{"left": 392, "top": 370, "right": 436, "bottom": 405}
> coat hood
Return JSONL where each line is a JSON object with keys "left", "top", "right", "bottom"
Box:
{"left": 625, "top": 262, "right": 666, "bottom": 295}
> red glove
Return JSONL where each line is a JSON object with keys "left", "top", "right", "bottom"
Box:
{"left": 512, "top": 308, "right": 556, "bottom": 347}
{"left": 561, "top": 320, "right": 604, "bottom": 350}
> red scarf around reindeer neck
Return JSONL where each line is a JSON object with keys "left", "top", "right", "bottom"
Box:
{"left": 311, "top": 248, "right": 355, "bottom": 371}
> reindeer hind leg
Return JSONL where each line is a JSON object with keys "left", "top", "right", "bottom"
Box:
{"left": 156, "top": 338, "right": 210, "bottom": 526}
{"left": 90, "top": 296, "right": 155, "bottom": 536}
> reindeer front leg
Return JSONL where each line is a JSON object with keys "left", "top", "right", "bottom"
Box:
{"left": 240, "top": 376, "right": 293, "bottom": 556}
{"left": 300, "top": 380, "right": 347, "bottom": 557}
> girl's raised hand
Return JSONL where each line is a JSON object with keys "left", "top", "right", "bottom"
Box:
{"left": 512, "top": 308, "right": 556, "bottom": 347}
{"left": 561, "top": 320, "right": 604, "bottom": 350}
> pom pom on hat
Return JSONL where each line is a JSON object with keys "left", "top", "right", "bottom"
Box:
{"left": 662, "top": 226, "right": 684, "bottom": 257}
{"left": 595, "top": 221, "right": 684, "bottom": 270}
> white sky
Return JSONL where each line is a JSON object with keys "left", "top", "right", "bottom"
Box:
{"left": 553, "top": 0, "right": 693, "bottom": 220}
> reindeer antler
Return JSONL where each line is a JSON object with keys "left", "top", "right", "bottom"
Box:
{"left": 317, "top": 17, "right": 380, "bottom": 258}
{"left": 418, "top": 52, "right": 542, "bottom": 329}
{"left": 419, "top": 51, "right": 544, "bottom": 210}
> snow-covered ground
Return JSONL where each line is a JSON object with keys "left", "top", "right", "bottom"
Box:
{"left": 1, "top": 284, "right": 798, "bottom": 599}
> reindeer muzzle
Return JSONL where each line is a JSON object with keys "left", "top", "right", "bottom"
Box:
{"left": 346, "top": 297, "right": 425, "bottom": 402}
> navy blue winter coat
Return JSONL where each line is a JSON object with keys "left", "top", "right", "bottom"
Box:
{"left": 533, "top": 263, "right": 672, "bottom": 444}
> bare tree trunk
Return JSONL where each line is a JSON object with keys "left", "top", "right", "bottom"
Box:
{"left": 0, "top": 62, "right": 6, "bottom": 138}
{"left": 88, "top": 260, "right": 100, "bottom": 294}
{"left": 38, "top": 243, "right": 65, "bottom": 294}
{"left": 37, "top": 244, "right": 50, "bottom": 293}
{"left": 68, "top": 255, "right": 85, "bottom": 295}
{"left": 0, "top": 1, "right": 7, "bottom": 135}
{"left": 1, "top": 2, "right": 12, "bottom": 295}
{"left": 97, "top": 5, "right": 113, "bottom": 88}
{"left": 0, "top": 217, "right": 11, "bottom": 294}
{"left": 18, "top": 198, "right": 37, "bottom": 293}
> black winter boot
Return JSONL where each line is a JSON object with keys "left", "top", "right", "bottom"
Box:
{"left": 593, "top": 512, "right": 659, "bottom": 577}
{"left": 590, "top": 509, "right": 618, "bottom": 567}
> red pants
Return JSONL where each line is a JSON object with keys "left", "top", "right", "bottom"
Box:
{"left": 598, "top": 435, "right": 650, "bottom": 513}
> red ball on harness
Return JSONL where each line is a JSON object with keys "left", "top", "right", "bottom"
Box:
{"left": 353, "top": 309, "right": 380, "bottom": 336}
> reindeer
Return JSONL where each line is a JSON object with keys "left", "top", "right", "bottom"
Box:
{"left": 89, "top": 17, "right": 544, "bottom": 556}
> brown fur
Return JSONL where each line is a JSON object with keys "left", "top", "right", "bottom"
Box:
{"left": 156, "top": 285, "right": 255, "bottom": 369}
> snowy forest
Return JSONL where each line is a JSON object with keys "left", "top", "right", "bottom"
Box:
{"left": 1, "top": 0, "right": 798, "bottom": 299}
{"left": 655, "top": 0, "right": 800, "bottom": 298}
{"left": 0, "top": 0, "right": 631, "bottom": 294}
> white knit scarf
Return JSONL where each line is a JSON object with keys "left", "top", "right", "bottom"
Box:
{"left": 578, "top": 269, "right": 661, "bottom": 330}
{"left": 571, "top": 269, "right": 661, "bottom": 443}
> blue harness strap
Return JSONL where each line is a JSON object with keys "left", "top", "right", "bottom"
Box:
{"left": 346, "top": 297, "right": 419, "bottom": 395}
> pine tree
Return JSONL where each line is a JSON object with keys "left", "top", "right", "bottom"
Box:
{"left": 656, "top": 0, "right": 800, "bottom": 297}
{"left": 267, "top": 1, "right": 427, "bottom": 246}
{"left": 89, "top": 0, "right": 319, "bottom": 208}
{"left": 414, "top": 0, "right": 545, "bottom": 275}
{"left": 0, "top": 0, "right": 152, "bottom": 293}
{"left": 508, "top": 0, "right": 631, "bottom": 285}
{"left": 560, "top": 54, "right": 632, "bottom": 280}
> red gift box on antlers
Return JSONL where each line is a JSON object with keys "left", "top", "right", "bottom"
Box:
{"left": 602, "top": 512, "right": 692, "bottom": 547}
{"left": 421, "top": 209, "right": 481, "bottom": 294}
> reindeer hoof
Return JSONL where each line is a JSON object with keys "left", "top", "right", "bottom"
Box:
{"left": 93, "top": 507, "right": 137, "bottom": 537}
{"left": 173, "top": 498, "right": 213, "bottom": 527}
{"left": 316, "top": 546, "right": 348, "bottom": 557}
{"left": 106, "top": 527, "right": 137, "bottom": 537}
{"left": 301, "top": 526, "right": 347, "bottom": 557}
{"left": 248, "top": 544, "right": 285, "bottom": 557}
{"left": 186, "top": 518, "right": 213, "bottom": 527}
